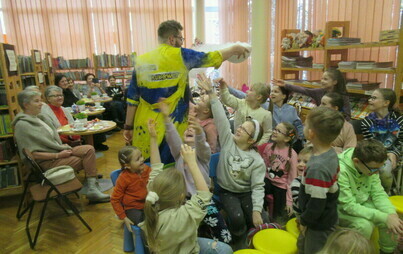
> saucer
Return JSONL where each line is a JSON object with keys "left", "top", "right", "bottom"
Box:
{"left": 72, "top": 127, "right": 87, "bottom": 132}
{"left": 95, "top": 106, "right": 105, "bottom": 110}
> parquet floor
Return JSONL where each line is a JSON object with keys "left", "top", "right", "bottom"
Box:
{"left": 0, "top": 130, "right": 128, "bottom": 254}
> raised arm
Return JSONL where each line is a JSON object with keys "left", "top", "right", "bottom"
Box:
{"left": 159, "top": 99, "right": 182, "bottom": 160}
{"left": 148, "top": 119, "right": 160, "bottom": 164}
{"left": 217, "top": 78, "right": 242, "bottom": 110}
{"left": 219, "top": 44, "right": 250, "bottom": 62}
{"left": 189, "top": 116, "right": 211, "bottom": 164}
{"left": 181, "top": 144, "right": 209, "bottom": 192}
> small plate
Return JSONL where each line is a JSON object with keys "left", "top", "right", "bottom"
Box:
{"left": 95, "top": 106, "right": 105, "bottom": 110}
{"left": 71, "top": 127, "right": 88, "bottom": 132}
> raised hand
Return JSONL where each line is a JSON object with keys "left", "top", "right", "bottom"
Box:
{"left": 180, "top": 144, "right": 196, "bottom": 165}
{"left": 196, "top": 73, "right": 214, "bottom": 93}
{"left": 147, "top": 119, "right": 157, "bottom": 138}
{"left": 271, "top": 79, "right": 285, "bottom": 87}
{"left": 213, "top": 77, "right": 227, "bottom": 90}
{"left": 188, "top": 115, "right": 203, "bottom": 135}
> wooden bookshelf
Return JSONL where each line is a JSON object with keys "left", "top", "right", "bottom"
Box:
{"left": 43, "top": 52, "right": 55, "bottom": 86}
{"left": 0, "top": 43, "right": 23, "bottom": 197}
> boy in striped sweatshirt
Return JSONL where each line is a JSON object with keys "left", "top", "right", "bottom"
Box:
{"left": 298, "top": 107, "right": 345, "bottom": 254}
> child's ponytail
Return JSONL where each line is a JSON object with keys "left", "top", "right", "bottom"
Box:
{"left": 144, "top": 197, "right": 160, "bottom": 252}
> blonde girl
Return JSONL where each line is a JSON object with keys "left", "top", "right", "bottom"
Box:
{"left": 140, "top": 120, "right": 232, "bottom": 254}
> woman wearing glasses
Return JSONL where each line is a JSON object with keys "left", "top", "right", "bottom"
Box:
{"left": 361, "top": 88, "right": 402, "bottom": 194}
{"left": 41, "top": 85, "right": 81, "bottom": 147}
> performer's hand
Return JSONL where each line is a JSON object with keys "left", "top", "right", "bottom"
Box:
{"left": 213, "top": 77, "right": 227, "bottom": 90}
{"left": 123, "top": 130, "right": 132, "bottom": 144}
{"left": 196, "top": 73, "right": 213, "bottom": 93}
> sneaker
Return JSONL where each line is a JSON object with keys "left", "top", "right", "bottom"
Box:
{"left": 95, "top": 144, "right": 109, "bottom": 151}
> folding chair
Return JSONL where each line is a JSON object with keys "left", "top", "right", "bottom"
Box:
{"left": 21, "top": 149, "right": 92, "bottom": 249}
{"left": 110, "top": 168, "right": 146, "bottom": 254}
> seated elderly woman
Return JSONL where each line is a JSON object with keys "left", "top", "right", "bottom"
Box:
{"left": 41, "top": 86, "right": 81, "bottom": 147}
{"left": 12, "top": 89, "right": 110, "bottom": 203}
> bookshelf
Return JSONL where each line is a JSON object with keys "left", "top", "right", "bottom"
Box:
{"left": 43, "top": 52, "right": 55, "bottom": 86}
{"left": 31, "top": 50, "right": 46, "bottom": 94}
{"left": 93, "top": 53, "right": 135, "bottom": 87}
{"left": 0, "top": 43, "right": 23, "bottom": 197}
{"left": 280, "top": 20, "right": 403, "bottom": 120}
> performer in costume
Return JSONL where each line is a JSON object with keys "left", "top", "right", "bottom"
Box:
{"left": 124, "top": 20, "right": 249, "bottom": 163}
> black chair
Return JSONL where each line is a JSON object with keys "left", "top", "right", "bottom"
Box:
{"left": 20, "top": 149, "right": 92, "bottom": 249}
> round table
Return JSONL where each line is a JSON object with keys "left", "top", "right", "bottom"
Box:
{"left": 58, "top": 120, "right": 116, "bottom": 146}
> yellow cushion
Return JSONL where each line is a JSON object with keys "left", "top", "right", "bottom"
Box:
{"left": 389, "top": 196, "right": 403, "bottom": 214}
{"left": 285, "top": 218, "right": 299, "bottom": 238}
{"left": 253, "top": 229, "right": 298, "bottom": 254}
{"left": 234, "top": 249, "right": 265, "bottom": 254}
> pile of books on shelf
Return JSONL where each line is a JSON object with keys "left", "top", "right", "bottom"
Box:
{"left": 287, "top": 94, "right": 317, "bottom": 108}
{"left": 0, "top": 114, "right": 13, "bottom": 135}
{"left": 379, "top": 30, "right": 399, "bottom": 43}
{"left": 0, "top": 165, "right": 19, "bottom": 188}
{"left": 96, "top": 70, "right": 110, "bottom": 80}
{"left": 112, "top": 70, "right": 132, "bottom": 79}
{"left": 346, "top": 81, "right": 380, "bottom": 91}
{"left": 327, "top": 37, "right": 361, "bottom": 46}
{"left": 281, "top": 56, "right": 313, "bottom": 68}
{"left": 18, "top": 56, "right": 34, "bottom": 73}
{"left": 350, "top": 97, "right": 371, "bottom": 119}
{"left": 94, "top": 53, "right": 136, "bottom": 68}
{"left": 338, "top": 61, "right": 394, "bottom": 70}
{"left": 52, "top": 57, "right": 92, "bottom": 69}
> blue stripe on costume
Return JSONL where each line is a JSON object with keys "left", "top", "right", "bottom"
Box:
{"left": 181, "top": 48, "right": 208, "bottom": 69}
{"left": 139, "top": 86, "right": 178, "bottom": 105}
{"left": 170, "top": 97, "right": 188, "bottom": 123}
{"left": 127, "top": 69, "right": 140, "bottom": 106}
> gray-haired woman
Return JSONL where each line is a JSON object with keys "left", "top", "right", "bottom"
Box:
{"left": 41, "top": 86, "right": 81, "bottom": 147}
{"left": 12, "top": 90, "right": 109, "bottom": 203}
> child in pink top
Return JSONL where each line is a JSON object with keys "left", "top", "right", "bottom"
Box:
{"left": 258, "top": 122, "right": 298, "bottom": 221}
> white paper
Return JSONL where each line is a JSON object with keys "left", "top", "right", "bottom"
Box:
{"left": 47, "top": 55, "right": 52, "bottom": 68}
{"left": 38, "top": 72, "right": 44, "bottom": 84}
{"left": 6, "top": 49, "right": 17, "bottom": 71}
{"left": 34, "top": 51, "right": 41, "bottom": 63}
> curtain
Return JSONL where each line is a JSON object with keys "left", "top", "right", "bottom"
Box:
{"left": 218, "top": 0, "right": 250, "bottom": 89}
{"left": 274, "top": 0, "right": 402, "bottom": 88}
{"left": 1, "top": 0, "right": 192, "bottom": 59}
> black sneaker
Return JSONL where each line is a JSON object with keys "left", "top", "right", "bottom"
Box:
{"left": 95, "top": 144, "right": 109, "bottom": 151}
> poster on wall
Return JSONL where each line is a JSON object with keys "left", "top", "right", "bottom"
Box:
{"left": 3, "top": 44, "right": 18, "bottom": 76}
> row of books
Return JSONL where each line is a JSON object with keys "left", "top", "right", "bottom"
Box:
{"left": 0, "top": 165, "right": 19, "bottom": 189}
{"left": 338, "top": 61, "right": 394, "bottom": 70}
{"left": 94, "top": 53, "right": 136, "bottom": 68}
{"left": 18, "top": 55, "right": 34, "bottom": 73}
{"left": 112, "top": 70, "right": 132, "bottom": 79}
{"left": 346, "top": 81, "right": 380, "bottom": 91}
{"left": 0, "top": 139, "right": 16, "bottom": 161}
{"left": 21, "top": 76, "right": 36, "bottom": 89}
{"left": 59, "top": 71, "right": 87, "bottom": 80}
{"left": 96, "top": 70, "right": 110, "bottom": 80}
{"left": 327, "top": 37, "right": 361, "bottom": 46}
{"left": 0, "top": 114, "right": 13, "bottom": 135}
{"left": 52, "top": 57, "right": 92, "bottom": 69}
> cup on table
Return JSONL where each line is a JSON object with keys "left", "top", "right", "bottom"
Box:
{"left": 102, "top": 93, "right": 108, "bottom": 97}
{"left": 95, "top": 102, "right": 101, "bottom": 108}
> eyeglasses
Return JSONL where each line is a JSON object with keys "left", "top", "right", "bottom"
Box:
{"left": 239, "top": 125, "right": 253, "bottom": 138}
{"left": 368, "top": 96, "right": 379, "bottom": 101}
{"left": 359, "top": 159, "right": 381, "bottom": 173}
{"left": 48, "top": 94, "right": 64, "bottom": 98}
{"left": 174, "top": 36, "right": 185, "bottom": 42}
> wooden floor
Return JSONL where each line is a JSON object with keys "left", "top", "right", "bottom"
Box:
{"left": 0, "top": 130, "right": 128, "bottom": 253}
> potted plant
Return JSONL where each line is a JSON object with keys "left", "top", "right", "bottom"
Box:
{"left": 76, "top": 100, "right": 86, "bottom": 111}
{"left": 74, "top": 112, "right": 88, "bottom": 123}
{"left": 91, "top": 92, "right": 99, "bottom": 100}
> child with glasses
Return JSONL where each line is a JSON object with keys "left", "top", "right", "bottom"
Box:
{"left": 337, "top": 139, "right": 402, "bottom": 254}
{"left": 361, "top": 88, "right": 402, "bottom": 194}
{"left": 197, "top": 73, "right": 267, "bottom": 250}
{"left": 218, "top": 77, "right": 272, "bottom": 144}
{"left": 258, "top": 122, "right": 298, "bottom": 222}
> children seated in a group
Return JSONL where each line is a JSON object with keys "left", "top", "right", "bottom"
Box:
{"left": 194, "top": 94, "right": 220, "bottom": 153}
{"left": 218, "top": 77, "right": 272, "bottom": 144}
{"left": 197, "top": 73, "right": 267, "bottom": 250}
{"left": 361, "top": 88, "right": 402, "bottom": 194}
{"left": 140, "top": 119, "right": 232, "bottom": 254}
{"left": 291, "top": 146, "right": 313, "bottom": 219}
{"left": 298, "top": 107, "right": 345, "bottom": 254}
{"left": 274, "top": 69, "right": 351, "bottom": 120}
{"left": 110, "top": 146, "right": 150, "bottom": 229}
{"left": 258, "top": 122, "right": 298, "bottom": 221}
{"left": 320, "top": 92, "right": 357, "bottom": 153}
{"left": 159, "top": 100, "right": 231, "bottom": 244}
{"left": 337, "top": 139, "right": 402, "bottom": 254}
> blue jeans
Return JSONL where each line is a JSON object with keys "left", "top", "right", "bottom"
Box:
{"left": 198, "top": 237, "right": 233, "bottom": 254}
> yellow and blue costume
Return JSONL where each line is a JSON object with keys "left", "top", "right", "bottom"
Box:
{"left": 127, "top": 44, "right": 222, "bottom": 163}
